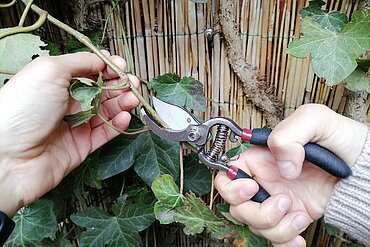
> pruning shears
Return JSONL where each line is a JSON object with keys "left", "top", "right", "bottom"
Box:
{"left": 141, "top": 97, "right": 352, "bottom": 203}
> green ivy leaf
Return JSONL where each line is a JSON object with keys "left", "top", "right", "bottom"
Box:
{"left": 343, "top": 244, "right": 367, "bottom": 247}
{"left": 44, "top": 41, "right": 63, "bottom": 56}
{"left": 0, "top": 33, "right": 49, "bottom": 86}
{"left": 344, "top": 68, "right": 370, "bottom": 93}
{"left": 66, "top": 29, "right": 103, "bottom": 53}
{"left": 300, "top": 0, "right": 326, "bottom": 18}
{"left": 151, "top": 174, "right": 185, "bottom": 224}
{"left": 149, "top": 73, "right": 206, "bottom": 112}
{"left": 287, "top": 10, "right": 370, "bottom": 85}
{"left": 73, "top": 151, "right": 102, "bottom": 204}
{"left": 7, "top": 199, "right": 58, "bottom": 246}
{"left": 300, "top": 1, "right": 348, "bottom": 32}
{"left": 97, "top": 117, "right": 179, "bottom": 185}
{"left": 71, "top": 203, "right": 155, "bottom": 247}
{"left": 246, "top": 233, "right": 268, "bottom": 247}
{"left": 174, "top": 193, "right": 225, "bottom": 235}
{"left": 152, "top": 174, "right": 185, "bottom": 207}
{"left": 226, "top": 142, "right": 251, "bottom": 158}
{"left": 325, "top": 224, "right": 340, "bottom": 236}
{"left": 313, "top": 12, "right": 348, "bottom": 32}
{"left": 63, "top": 110, "right": 96, "bottom": 128}
{"left": 183, "top": 153, "right": 211, "bottom": 196}
{"left": 70, "top": 80, "right": 102, "bottom": 111}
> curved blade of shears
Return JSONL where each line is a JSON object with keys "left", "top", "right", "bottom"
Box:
{"left": 151, "top": 96, "right": 199, "bottom": 130}
{"left": 140, "top": 97, "right": 200, "bottom": 141}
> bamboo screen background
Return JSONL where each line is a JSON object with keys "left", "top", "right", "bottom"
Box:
{"left": 0, "top": 0, "right": 369, "bottom": 246}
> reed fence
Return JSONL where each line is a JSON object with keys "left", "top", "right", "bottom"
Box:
{"left": 0, "top": 0, "right": 369, "bottom": 246}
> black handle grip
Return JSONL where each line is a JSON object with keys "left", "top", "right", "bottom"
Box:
{"left": 234, "top": 168, "right": 270, "bottom": 203}
{"left": 250, "top": 128, "right": 352, "bottom": 178}
{"left": 0, "top": 211, "right": 15, "bottom": 246}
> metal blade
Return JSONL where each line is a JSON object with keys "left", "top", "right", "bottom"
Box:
{"left": 140, "top": 108, "right": 190, "bottom": 141}
{"left": 152, "top": 96, "right": 199, "bottom": 130}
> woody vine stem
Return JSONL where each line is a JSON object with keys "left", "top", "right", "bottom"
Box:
{"left": 1, "top": 0, "right": 167, "bottom": 128}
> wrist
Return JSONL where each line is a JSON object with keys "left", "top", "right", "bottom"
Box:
{"left": 0, "top": 158, "right": 23, "bottom": 217}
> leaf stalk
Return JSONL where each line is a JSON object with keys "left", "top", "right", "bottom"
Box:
{"left": 19, "top": 0, "right": 34, "bottom": 27}
{"left": 0, "top": 0, "right": 16, "bottom": 8}
{"left": 0, "top": 12, "right": 47, "bottom": 39}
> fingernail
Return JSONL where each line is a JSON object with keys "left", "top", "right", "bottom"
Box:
{"left": 277, "top": 197, "right": 291, "bottom": 212}
{"left": 293, "top": 215, "right": 310, "bottom": 231}
{"left": 277, "top": 160, "right": 296, "bottom": 179}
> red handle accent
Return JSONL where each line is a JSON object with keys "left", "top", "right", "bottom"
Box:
{"left": 241, "top": 128, "right": 253, "bottom": 142}
{"left": 226, "top": 165, "right": 239, "bottom": 180}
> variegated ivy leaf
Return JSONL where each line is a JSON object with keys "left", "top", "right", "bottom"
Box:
{"left": 287, "top": 10, "right": 370, "bottom": 86}
{"left": 0, "top": 33, "right": 49, "bottom": 87}
{"left": 151, "top": 174, "right": 185, "bottom": 224}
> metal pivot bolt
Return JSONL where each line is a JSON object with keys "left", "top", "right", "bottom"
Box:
{"left": 188, "top": 129, "right": 201, "bottom": 142}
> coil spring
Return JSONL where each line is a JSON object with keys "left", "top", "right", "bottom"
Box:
{"left": 205, "top": 125, "right": 229, "bottom": 162}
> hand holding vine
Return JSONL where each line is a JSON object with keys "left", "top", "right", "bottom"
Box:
{"left": 0, "top": 52, "right": 139, "bottom": 217}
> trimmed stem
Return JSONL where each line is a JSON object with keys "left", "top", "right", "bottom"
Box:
{"left": 0, "top": 70, "right": 17, "bottom": 75}
{"left": 209, "top": 169, "right": 217, "bottom": 210}
{"left": 19, "top": 0, "right": 34, "bottom": 27}
{"left": 0, "top": 12, "right": 47, "bottom": 39}
{"left": 179, "top": 143, "right": 184, "bottom": 195}
{"left": 22, "top": 0, "right": 167, "bottom": 127}
{"left": 0, "top": 0, "right": 16, "bottom": 8}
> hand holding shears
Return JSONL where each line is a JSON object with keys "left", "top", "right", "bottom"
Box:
{"left": 141, "top": 97, "right": 351, "bottom": 203}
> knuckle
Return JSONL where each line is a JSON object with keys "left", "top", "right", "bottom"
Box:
{"left": 261, "top": 213, "right": 277, "bottom": 228}
{"left": 296, "top": 103, "right": 329, "bottom": 116}
{"left": 267, "top": 133, "right": 287, "bottom": 149}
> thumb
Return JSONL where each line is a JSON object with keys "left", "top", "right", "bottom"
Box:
{"left": 267, "top": 104, "right": 367, "bottom": 180}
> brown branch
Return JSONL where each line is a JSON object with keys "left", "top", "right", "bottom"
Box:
{"left": 219, "top": 0, "right": 283, "bottom": 127}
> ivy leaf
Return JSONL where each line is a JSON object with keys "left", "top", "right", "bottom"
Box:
{"left": 226, "top": 142, "right": 251, "bottom": 158}
{"left": 245, "top": 233, "right": 268, "bottom": 247}
{"left": 313, "top": 12, "right": 348, "bottom": 32}
{"left": 70, "top": 80, "right": 102, "bottom": 111}
{"left": 300, "top": 0, "right": 326, "bottom": 17}
{"left": 325, "top": 224, "right": 340, "bottom": 236}
{"left": 149, "top": 73, "right": 206, "bottom": 112}
{"left": 287, "top": 10, "right": 370, "bottom": 85}
{"left": 73, "top": 151, "right": 102, "bottom": 204}
{"left": 71, "top": 203, "right": 155, "bottom": 247}
{"left": 344, "top": 68, "right": 370, "bottom": 93}
{"left": 67, "top": 29, "right": 103, "bottom": 53}
{"left": 183, "top": 153, "right": 211, "bottom": 196}
{"left": 97, "top": 117, "right": 179, "bottom": 185}
{"left": 0, "top": 33, "right": 49, "bottom": 86}
{"left": 151, "top": 174, "right": 185, "bottom": 224}
{"left": 151, "top": 174, "right": 184, "bottom": 207}
{"left": 63, "top": 110, "right": 96, "bottom": 128}
{"left": 174, "top": 193, "right": 225, "bottom": 235}
{"left": 7, "top": 199, "right": 57, "bottom": 246}
{"left": 300, "top": 1, "right": 348, "bottom": 32}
